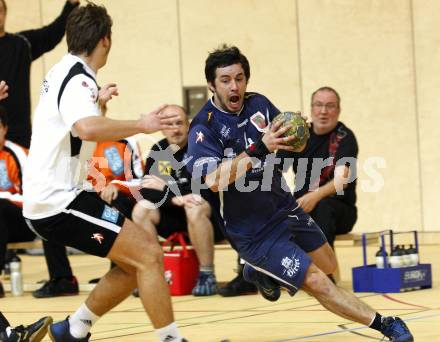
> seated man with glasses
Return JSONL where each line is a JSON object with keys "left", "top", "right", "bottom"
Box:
{"left": 279, "top": 86, "right": 358, "bottom": 263}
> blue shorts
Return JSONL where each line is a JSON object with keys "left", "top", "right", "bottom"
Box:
{"left": 241, "top": 208, "right": 327, "bottom": 293}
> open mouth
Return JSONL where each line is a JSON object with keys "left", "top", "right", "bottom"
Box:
{"left": 230, "top": 95, "right": 239, "bottom": 103}
{"left": 229, "top": 95, "right": 241, "bottom": 110}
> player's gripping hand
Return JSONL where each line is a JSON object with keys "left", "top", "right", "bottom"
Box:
{"left": 261, "top": 119, "right": 296, "bottom": 152}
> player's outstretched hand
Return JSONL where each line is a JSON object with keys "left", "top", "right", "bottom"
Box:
{"left": 261, "top": 119, "right": 296, "bottom": 152}
{"left": 140, "top": 104, "right": 181, "bottom": 133}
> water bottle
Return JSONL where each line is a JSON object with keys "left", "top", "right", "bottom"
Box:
{"left": 408, "top": 244, "right": 419, "bottom": 266}
{"left": 390, "top": 245, "right": 403, "bottom": 268}
{"left": 375, "top": 247, "right": 388, "bottom": 269}
{"left": 401, "top": 245, "right": 412, "bottom": 267}
{"left": 10, "top": 255, "right": 23, "bottom": 296}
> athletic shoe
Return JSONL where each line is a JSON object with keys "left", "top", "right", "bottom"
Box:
{"left": 48, "top": 318, "right": 90, "bottom": 342}
{"left": 217, "top": 274, "right": 257, "bottom": 297}
{"left": 0, "top": 316, "right": 53, "bottom": 342}
{"left": 192, "top": 271, "right": 217, "bottom": 296}
{"left": 87, "top": 278, "right": 100, "bottom": 284}
{"left": 32, "top": 277, "right": 79, "bottom": 298}
{"left": 381, "top": 317, "right": 414, "bottom": 341}
{"left": 242, "top": 264, "right": 281, "bottom": 302}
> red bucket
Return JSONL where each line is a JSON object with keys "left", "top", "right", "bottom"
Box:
{"left": 162, "top": 232, "right": 199, "bottom": 296}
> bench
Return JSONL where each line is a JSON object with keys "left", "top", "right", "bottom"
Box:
{"left": 334, "top": 232, "right": 379, "bottom": 246}
{"left": 7, "top": 240, "right": 43, "bottom": 250}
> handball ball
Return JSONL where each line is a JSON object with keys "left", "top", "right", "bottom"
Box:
{"left": 272, "top": 111, "right": 310, "bottom": 149}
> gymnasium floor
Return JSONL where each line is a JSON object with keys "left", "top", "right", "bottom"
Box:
{"left": 1, "top": 243, "right": 439, "bottom": 341}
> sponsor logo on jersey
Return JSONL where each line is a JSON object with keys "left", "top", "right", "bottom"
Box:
{"left": 237, "top": 119, "right": 248, "bottom": 128}
{"left": 42, "top": 79, "right": 49, "bottom": 94}
{"left": 220, "top": 125, "right": 231, "bottom": 139}
{"left": 158, "top": 160, "right": 173, "bottom": 176}
{"left": 101, "top": 205, "right": 119, "bottom": 224}
{"left": 0, "top": 160, "right": 12, "bottom": 190}
{"left": 104, "top": 146, "right": 124, "bottom": 176}
{"left": 250, "top": 111, "right": 267, "bottom": 132}
{"left": 196, "top": 131, "right": 204, "bottom": 143}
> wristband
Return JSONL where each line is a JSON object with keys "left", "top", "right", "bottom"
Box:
{"left": 245, "top": 137, "right": 270, "bottom": 159}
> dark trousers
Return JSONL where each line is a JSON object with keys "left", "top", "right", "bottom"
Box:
{"left": 0, "top": 199, "right": 35, "bottom": 272}
{"left": 42, "top": 240, "right": 74, "bottom": 279}
{"left": 309, "top": 197, "right": 357, "bottom": 248}
{"left": 42, "top": 191, "right": 133, "bottom": 278}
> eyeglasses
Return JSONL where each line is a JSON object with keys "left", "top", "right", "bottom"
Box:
{"left": 312, "top": 102, "right": 339, "bottom": 111}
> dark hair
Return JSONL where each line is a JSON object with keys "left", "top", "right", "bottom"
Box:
{"left": 0, "top": 0, "right": 6, "bottom": 12}
{"left": 66, "top": 2, "right": 112, "bottom": 56}
{"left": 0, "top": 105, "right": 8, "bottom": 127}
{"left": 311, "top": 86, "right": 341, "bottom": 106}
{"left": 205, "top": 44, "right": 250, "bottom": 84}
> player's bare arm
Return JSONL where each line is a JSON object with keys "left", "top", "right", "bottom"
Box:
{"left": 205, "top": 120, "right": 296, "bottom": 192}
{"left": 74, "top": 104, "right": 179, "bottom": 141}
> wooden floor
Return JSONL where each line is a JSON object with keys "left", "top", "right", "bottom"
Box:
{"left": 1, "top": 242, "right": 439, "bottom": 341}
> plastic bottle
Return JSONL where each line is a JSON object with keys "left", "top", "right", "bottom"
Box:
{"left": 375, "top": 247, "right": 388, "bottom": 269}
{"left": 408, "top": 244, "right": 419, "bottom": 267}
{"left": 390, "top": 245, "right": 403, "bottom": 268}
{"left": 10, "top": 255, "right": 23, "bottom": 296}
{"left": 402, "top": 245, "right": 412, "bottom": 267}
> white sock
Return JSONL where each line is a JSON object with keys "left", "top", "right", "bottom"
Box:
{"left": 156, "top": 322, "right": 183, "bottom": 342}
{"left": 69, "top": 304, "right": 100, "bottom": 338}
{"left": 5, "top": 327, "right": 12, "bottom": 337}
{"left": 200, "top": 265, "right": 214, "bottom": 273}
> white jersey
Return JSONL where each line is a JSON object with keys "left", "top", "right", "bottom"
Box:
{"left": 23, "top": 54, "right": 101, "bottom": 219}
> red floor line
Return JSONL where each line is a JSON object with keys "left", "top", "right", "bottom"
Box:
{"left": 382, "top": 294, "right": 430, "bottom": 309}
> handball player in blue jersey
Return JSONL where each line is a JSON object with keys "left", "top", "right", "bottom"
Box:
{"left": 185, "top": 45, "right": 413, "bottom": 341}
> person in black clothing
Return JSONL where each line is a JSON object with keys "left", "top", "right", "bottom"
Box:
{"left": 0, "top": 0, "right": 80, "bottom": 148}
{"left": 132, "top": 104, "right": 224, "bottom": 296}
{"left": 279, "top": 86, "right": 358, "bottom": 248}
